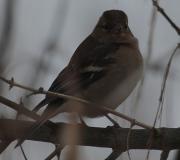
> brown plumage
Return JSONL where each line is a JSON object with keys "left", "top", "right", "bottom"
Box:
{"left": 16, "top": 10, "right": 143, "bottom": 146}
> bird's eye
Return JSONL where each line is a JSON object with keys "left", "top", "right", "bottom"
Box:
{"left": 100, "top": 22, "right": 112, "bottom": 31}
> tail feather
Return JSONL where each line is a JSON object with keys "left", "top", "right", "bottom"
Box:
{"left": 15, "top": 104, "right": 65, "bottom": 148}
{"left": 15, "top": 117, "right": 50, "bottom": 148}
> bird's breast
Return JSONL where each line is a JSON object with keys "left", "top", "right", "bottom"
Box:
{"left": 63, "top": 45, "right": 143, "bottom": 118}
{"left": 81, "top": 66, "right": 142, "bottom": 117}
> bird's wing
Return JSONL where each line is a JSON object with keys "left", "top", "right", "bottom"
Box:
{"left": 34, "top": 35, "right": 121, "bottom": 125}
{"left": 35, "top": 35, "right": 120, "bottom": 110}
{"left": 50, "top": 36, "right": 120, "bottom": 93}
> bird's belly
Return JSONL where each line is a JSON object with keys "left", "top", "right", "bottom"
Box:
{"left": 61, "top": 68, "right": 142, "bottom": 117}
{"left": 82, "top": 68, "right": 142, "bottom": 117}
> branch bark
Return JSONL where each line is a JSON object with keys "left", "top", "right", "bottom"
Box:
{"left": 0, "top": 119, "right": 180, "bottom": 152}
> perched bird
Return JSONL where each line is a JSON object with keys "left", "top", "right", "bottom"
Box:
{"left": 17, "top": 10, "right": 143, "bottom": 146}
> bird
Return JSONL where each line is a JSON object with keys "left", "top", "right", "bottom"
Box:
{"left": 16, "top": 10, "right": 143, "bottom": 146}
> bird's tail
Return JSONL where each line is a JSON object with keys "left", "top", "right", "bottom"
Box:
{"left": 15, "top": 115, "right": 51, "bottom": 148}
{"left": 15, "top": 104, "right": 65, "bottom": 148}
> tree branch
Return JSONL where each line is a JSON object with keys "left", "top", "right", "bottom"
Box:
{"left": 0, "top": 119, "right": 180, "bottom": 151}
{"left": 0, "top": 95, "right": 39, "bottom": 120}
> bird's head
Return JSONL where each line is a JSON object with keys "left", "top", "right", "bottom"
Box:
{"left": 92, "top": 10, "right": 134, "bottom": 42}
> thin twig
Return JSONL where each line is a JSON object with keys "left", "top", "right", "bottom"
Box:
{"left": 151, "top": 0, "right": 180, "bottom": 35}
{"left": 146, "top": 0, "right": 180, "bottom": 152}
{"left": 146, "top": 44, "right": 180, "bottom": 160}
{"left": 15, "top": 99, "right": 28, "bottom": 160}
{"left": 0, "top": 76, "right": 153, "bottom": 130}
{"left": 20, "top": 145, "right": 28, "bottom": 160}
{"left": 0, "top": 95, "right": 57, "bottom": 133}
{"left": 154, "top": 44, "right": 180, "bottom": 128}
{"left": 0, "top": 95, "right": 39, "bottom": 120}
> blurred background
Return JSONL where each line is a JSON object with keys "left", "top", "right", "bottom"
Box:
{"left": 0, "top": 0, "right": 179, "bottom": 159}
